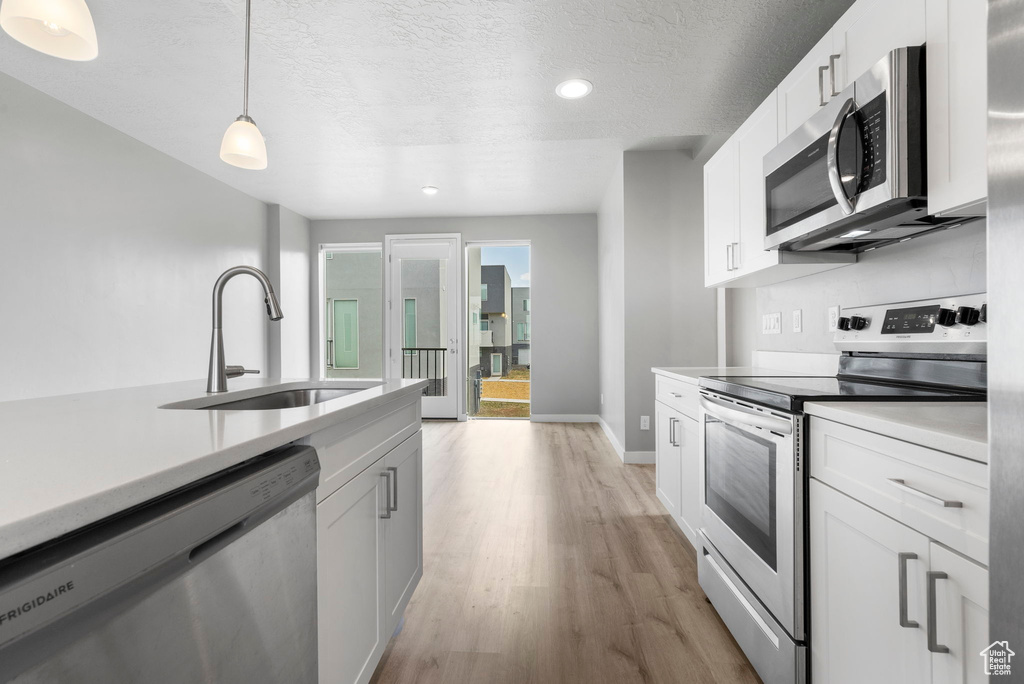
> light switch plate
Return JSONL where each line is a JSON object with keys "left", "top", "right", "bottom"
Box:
{"left": 793, "top": 309, "right": 803, "bottom": 333}
{"left": 762, "top": 312, "right": 782, "bottom": 335}
{"left": 640, "top": 415, "right": 650, "bottom": 431}
{"left": 828, "top": 306, "right": 840, "bottom": 332}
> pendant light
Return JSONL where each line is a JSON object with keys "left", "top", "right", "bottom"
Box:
{"left": 220, "top": 0, "right": 267, "bottom": 170}
{"left": 0, "top": 0, "right": 98, "bottom": 61}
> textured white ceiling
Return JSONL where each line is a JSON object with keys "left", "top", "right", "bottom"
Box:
{"left": 0, "top": 0, "right": 853, "bottom": 219}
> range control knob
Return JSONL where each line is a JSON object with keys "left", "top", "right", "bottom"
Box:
{"left": 955, "top": 306, "right": 980, "bottom": 326}
{"left": 849, "top": 315, "right": 868, "bottom": 330}
{"left": 936, "top": 308, "right": 957, "bottom": 327}
{"left": 980, "top": 303, "right": 987, "bottom": 323}
{"left": 837, "top": 317, "right": 851, "bottom": 331}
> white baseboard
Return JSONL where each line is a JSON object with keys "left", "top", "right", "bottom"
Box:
{"left": 623, "top": 451, "right": 655, "bottom": 465}
{"left": 530, "top": 414, "right": 599, "bottom": 423}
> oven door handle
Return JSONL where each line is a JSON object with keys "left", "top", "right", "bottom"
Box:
{"left": 826, "top": 96, "right": 857, "bottom": 216}
{"left": 699, "top": 396, "right": 793, "bottom": 435}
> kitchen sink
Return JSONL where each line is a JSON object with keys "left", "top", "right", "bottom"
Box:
{"left": 159, "top": 381, "right": 381, "bottom": 410}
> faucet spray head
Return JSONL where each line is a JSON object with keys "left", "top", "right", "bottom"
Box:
{"left": 265, "top": 292, "right": 284, "bottom": 321}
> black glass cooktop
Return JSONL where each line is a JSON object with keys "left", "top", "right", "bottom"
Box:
{"left": 698, "top": 375, "right": 986, "bottom": 412}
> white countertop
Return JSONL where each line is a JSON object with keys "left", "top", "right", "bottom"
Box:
{"left": 0, "top": 378, "right": 426, "bottom": 560}
{"left": 804, "top": 401, "right": 988, "bottom": 463}
{"left": 651, "top": 366, "right": 811, "bottom": 385}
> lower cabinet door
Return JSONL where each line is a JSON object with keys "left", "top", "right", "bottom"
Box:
{"left": 655, "top": 403, "right": 682, "bottom": 520}
{"left": 318, "top": 459, "right": 387, "bottom": 684}
{"left": 929, "top": 544, "right": 989, "bottom": 684}
{"left": 811, "top": 480, "right": 931, "bottom": 684}
{"left": 675, "top": 414, "right": 700, "bottom": 547}
{"left": 384, "top": 431, "right": 424, "bottom": 635}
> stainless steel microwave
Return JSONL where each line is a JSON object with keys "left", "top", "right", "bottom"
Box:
{"left": 763, "top": 47, "right": 948, "bottom": 253}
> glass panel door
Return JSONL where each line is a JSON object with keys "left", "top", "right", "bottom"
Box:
{"left": 386, "top": 236, "right": 461, "bottom": 419}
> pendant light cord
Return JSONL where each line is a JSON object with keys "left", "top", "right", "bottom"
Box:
{"left": 243, "top": 0, "right": 251, "bottom": 118}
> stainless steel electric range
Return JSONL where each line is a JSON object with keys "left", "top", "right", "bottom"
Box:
{"left": 695, "top": 294, "right": 987, "bottom": 684}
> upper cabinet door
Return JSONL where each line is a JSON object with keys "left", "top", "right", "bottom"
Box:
{"left": 735, "top": 90, "right": 779, "bottom": 276}
{"left": 926, "top": 0, "right": 988, "bottom": 216}
{"left": 831, "top": 0, "right": 927, "bottom": 94}
{"left": 777, "top": 32, "right": 834, "bottom": 140}
{"left": 704, "top": 139, "right": 739, "bottom": 287}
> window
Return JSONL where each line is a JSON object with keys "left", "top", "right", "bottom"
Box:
{"left": 523, "top": 299, "right": 529, "bottom": 312}
{"left": 331, "top": 299, "right": 359, "bottom": 369}
{"left": 403, "top": 298, "right": 416, "bottom": 350}
{"left": 516, "top": 322, "right": 525, "bottom": 342}
{"left": 481, "top": 284, "right": 488, "bottom": 301}
{"left": 481, "top": 319, "right": 490, "bottom": 331}
{"left": 491, "top": 353, "right": 502, "bottom": 375}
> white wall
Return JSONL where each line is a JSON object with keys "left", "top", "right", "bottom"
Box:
{"left": 598, "top": 161, "right": 627, "bottom": 452}
{"left": 725, "top": 222, "right": 988, "bottom": 363}
{"left": 267, "top": 205, "right": 311, "bottom": 379}
{"left": 309, "top": 215, "right": 600, "bottom": 418}
{"left": 0, "top": 73, "right": 275, "bottom": 402}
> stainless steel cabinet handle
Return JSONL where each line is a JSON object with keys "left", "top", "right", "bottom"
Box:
{"left": 387, "top": 466, "right": 399, "bottom": 512}
{"left": 669, "top": 417, "right": 678, "bottom": 447}
{"left": 380, "top": 471, "right": 393, "bottom": 519}
{"left": 726, "top": 243, "right": 734, "bottom": 271}
{"left": 731, "top": 242, "right": 739, "bottom": 271}
{"left": 927, "top": 571, "right": 950, "bottom": 653}
{"left": 828, "top": 54, "right": 841, "bottom": 96}
{"left": 670, "top": 392, "right": 683, "bottom": 398}
{"left": 887, "top": 479, "right": 963, "bottom": 508}
{"left": 898, "top": 552, "right": 920, "bottom": 628}
{"left": 819, "top": 65, "right": 829, "bottom": 106}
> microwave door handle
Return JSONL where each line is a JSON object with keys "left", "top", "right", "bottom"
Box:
{"left": 826, "top": 96, "right": 857, "bottom": 215}
{"left": 699, "top": 396, "right": 793, "bottom": 435}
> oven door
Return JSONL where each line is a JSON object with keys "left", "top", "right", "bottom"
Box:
{"left": 698, "top": 392, "right": 804, "bottom": 640}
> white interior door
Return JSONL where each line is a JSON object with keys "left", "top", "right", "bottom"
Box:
{"left": 385, "top": 235, "right": 461, "bottom": 419}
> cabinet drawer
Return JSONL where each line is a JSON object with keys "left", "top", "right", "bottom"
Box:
{"left": 809, "top": 417, "right": 988, "bottom": 563}
{"left": 309, "top": 391, "right": 420, "bottom": 502}
{"left": 655, "top": 375, "right": 699, "bottom": 420}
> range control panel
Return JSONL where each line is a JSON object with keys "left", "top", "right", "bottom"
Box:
{"left": 834, "top": 293, "right": 987, "bottom": 354}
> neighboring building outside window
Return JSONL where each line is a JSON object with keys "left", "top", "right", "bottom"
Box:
{"left": 523, "top": 299, "right": 529, "bottom": 312}
{"left": 481, "top": 284, "right": 488, "bottom": 301}
{"left": 332, "top": 299, "right": 359, "bottom": 369}
{"left": 481, "top": 319, "right": 490, "bottom": 331}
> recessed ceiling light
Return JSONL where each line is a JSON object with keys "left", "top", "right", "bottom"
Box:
{"left": 422, "top": 186, "right": 439, "bottom": 196}
{"left": 555, "top": 79, "right": 593, "bottom": 99}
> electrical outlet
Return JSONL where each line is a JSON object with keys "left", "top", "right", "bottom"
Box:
{"left": 762, "top": 312, "right": 782, "bottom": 335}
{"left": 640, "top": 415, "right": 650, "bottom": 431}
{"left": 793, "top": 309, "right": 803, "bottom": 333}
{"left": 828, "top": 305, "right": 840, "bottom": 332}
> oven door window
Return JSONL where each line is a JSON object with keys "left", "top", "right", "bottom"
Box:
{"left": 705, "top": 420, "right": 777, "bottom": 571}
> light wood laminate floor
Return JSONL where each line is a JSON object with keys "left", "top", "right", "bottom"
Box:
{"left": 370, "top": 420, "right": 760, "bottom": 684}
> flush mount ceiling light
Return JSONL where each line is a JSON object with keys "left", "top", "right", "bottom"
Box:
{"left": 0, "top": 0, "right": 98, "bottom": 61}
{"left": 220, "top": 0, "right": 267, "bottom": 170}
{"left": 555, "top": 78, "right": 593, "bottom": 99}
{"left": 421, "top": 186, "right": 439, "bottom": 196}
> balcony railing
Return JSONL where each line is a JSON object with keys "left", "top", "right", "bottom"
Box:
{"left": 402, "top": 347, "right": 447, "bottom": 397}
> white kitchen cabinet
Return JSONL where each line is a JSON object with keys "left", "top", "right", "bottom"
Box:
{"left": 930, "top": 544, "right": 989, "bottom": 684}
{"left": 811, "top": 479, "right": 932, "bottom": 684}
{"left": 674, "top": 412, "right": 700, "bottom": 547}
{"left": 655, "top": 403, "right": 682, "bottom": 522}
{"left": 830, "top": 0, "right": 926, "bottom": 94}
{"left": 384, "top": 431, "right": 424, "bottom": 635}
{"left": 926, "top": 0, "right": 989, "bottom": 216}
{"left": 318, "top": 459, "right": 388, "bottom": 684}
{"left": 703, "top": 137, "right": 738, "bottom": 287}
{"left": 777, "top": 32, "right": 835, "bottom": 139}
{"left": 705, "top": 90, "right": 854, "bottom": 288}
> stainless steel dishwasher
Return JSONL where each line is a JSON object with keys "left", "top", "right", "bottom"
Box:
{"left": 0, "top": 444, "right": 320, "bottom": 684}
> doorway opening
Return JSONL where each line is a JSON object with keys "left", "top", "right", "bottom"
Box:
{"left": 466, "top": 242, "right": 531, "bottom": 419}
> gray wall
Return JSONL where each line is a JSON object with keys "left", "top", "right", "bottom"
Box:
{"left": 599, "top": 149, "right": 719, "bottom": 455}
{"left": 310, "top": 215, "right": 599, "bottom": 417}
{"left": 267, "top": 205, "right": 311, "bottom": 379}
{"left": 725, "top": 223, "right": 987, "bottom": 363}
{"left": 0, "top": 72, "right": 274, "bottom": 402}
{"left": 324, "top": 250, "right": 383, "bottom": 378}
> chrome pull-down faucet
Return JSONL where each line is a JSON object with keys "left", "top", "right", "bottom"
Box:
{"left": 207, "top": 265, "right": 284, "bottom": 393}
